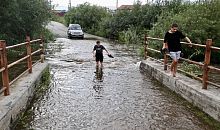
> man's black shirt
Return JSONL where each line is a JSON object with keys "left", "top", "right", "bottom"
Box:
{"left": 93, "top": 45, "right": 106, "bottom": 55}
{"left": 164, "top": 31, "right": 186, "bottom": 52}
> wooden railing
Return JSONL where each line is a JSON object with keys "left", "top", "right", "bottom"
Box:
{"left": 0, "top": 36, "right": 45, "bottom": 96}
{"left": 144, "top": 35, "right": 220, "bottom": 89}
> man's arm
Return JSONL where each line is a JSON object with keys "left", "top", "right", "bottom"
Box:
{"left": 185, "top": 36, "right": 192, "bottom": 43}
{"left": 184, "top": 36, "right": 192, "bottom": 47}
{"left": 162, "top": 42, "right": 168, "bottom": 49}
{"left": 163, "top": 32, "right": 168, "bottom": 49}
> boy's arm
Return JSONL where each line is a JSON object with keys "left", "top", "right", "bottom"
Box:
{"left": 102, "top": 46, "right": 109, "bottom": 54}
{"left": 93, "top": 46, "right": 96, "bottom": 57}
{"left": 104, "top": 49, "right": 109, "bottom": 55}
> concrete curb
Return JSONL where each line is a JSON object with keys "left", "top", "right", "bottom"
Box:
{"left": 0, "top": 62, "right": 49, "bottom": 130}
{"left": 140, "top": 58, "right": 220, "bottom": 122}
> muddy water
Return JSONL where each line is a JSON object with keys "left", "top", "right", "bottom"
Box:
{"left": 14, "top": 38, "right": 213, "bottom": 130}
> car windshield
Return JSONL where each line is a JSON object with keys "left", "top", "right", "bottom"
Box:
{"left": 69, "top": 26, "right": 81, "bottom": 30}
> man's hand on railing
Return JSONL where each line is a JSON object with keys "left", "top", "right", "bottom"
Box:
{"left": 185, "top": 37, "right": 193, "bottom": 47}
{"left": 188, "top": 42, "right": 193, "bottom": 48}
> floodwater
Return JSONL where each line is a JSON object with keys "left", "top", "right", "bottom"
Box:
{"left": 14, "top": 38, "right": 214, "bottom": 130}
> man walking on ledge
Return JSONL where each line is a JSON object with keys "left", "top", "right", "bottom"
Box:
{"left": 162, "top": 23, "right": 192, "bottom": 77}
{"left": 93, "top": 40, "right": 110, "bottom": 68}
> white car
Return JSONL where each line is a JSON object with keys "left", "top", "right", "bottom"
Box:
{"left": 67, "top": 24, "right": 84, "bottom": 39}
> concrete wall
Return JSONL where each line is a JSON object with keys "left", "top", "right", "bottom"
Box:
{"left": 140, "top": 58, "right": 220, "bottom": 122}
{"left": 0, "top": 62, "right": 49, "bottom": 130}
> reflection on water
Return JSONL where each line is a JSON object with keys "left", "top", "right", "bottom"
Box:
{"left": 94, "top": 66, "right": 103, "bottom": 82}
{"left": 93, "top": 84, "right": 104, "bottom": 99}
{"left": 93, "top": 66, "right": 104, "bottom": 99}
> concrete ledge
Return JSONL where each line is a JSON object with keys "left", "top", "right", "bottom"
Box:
{"left": 140, "top": 58, "right": 220, "bottom": 122}
{"left": 0, "top": 62, "right": 49, "bottom": 130}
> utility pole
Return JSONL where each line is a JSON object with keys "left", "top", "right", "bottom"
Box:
{"left": 49, "top": 0, "right": 52, "bottom": 10}
{"left": 68, "top": 0, "right": 72, "bottom": 10}
{"left": 116, "top": 0, "right": 118, "bottom": 9}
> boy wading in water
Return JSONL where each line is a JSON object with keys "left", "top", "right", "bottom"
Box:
{"left": 163, "top": 23, "right": 192, "bottom": 77}
{"left": 93, "top": 40, "right": 110, "bottom": 68}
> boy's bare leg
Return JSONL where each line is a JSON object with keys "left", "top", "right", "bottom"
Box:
{"left": 96, "top": 61, "right": 99, "bottom": 68}
{"left": 170, "top": 61, "right": 175, "bottom": 74}
{"left": 100, "top": 62, "right": 103, "bottom": 68}
{"left": 172, "top": 60, "right": 178, "bottom": 77}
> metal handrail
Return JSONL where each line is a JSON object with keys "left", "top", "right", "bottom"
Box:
{"left": 146, "top": 36, "right": 220, "bottom": 49}
{"left": 0, "top": 37, "right": 44, "bottom": 96}
{"left": 7, "top": 55, "right": 30, "bottom": 69}
{"left": 0, "top": 67, "right": 5, "bottom": 73}
{"left": 31, "top": 49, "right": 41, "bottom": 56}
{"left": 6, "top": 42, "right": 28, "bottom": 49}
{"left": 30, "top": 39, "right": 41, "bottom": 43}
{"left": 144, "top": 35, "right": 220, "bottom": 89}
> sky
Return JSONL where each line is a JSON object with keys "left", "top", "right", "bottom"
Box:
{"left": 52, "top": 0, "right": 147, "bottom": 10}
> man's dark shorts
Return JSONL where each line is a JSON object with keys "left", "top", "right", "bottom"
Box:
{"left": 96, "top": 54, "right": 103, "bottom": 62}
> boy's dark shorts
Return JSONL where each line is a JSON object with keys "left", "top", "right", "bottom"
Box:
{"left": 96, "top": 54, "right": 103, "bottom": 62}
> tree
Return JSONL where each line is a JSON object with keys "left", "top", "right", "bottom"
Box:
{"left": 149, "top": 0, "right": 220, "bottom": 63}
{"left": 0, "top": 0, "right": 51, "bottom": 44}
{"left": 65, "top": 2, "right": 111, "bottom": 34}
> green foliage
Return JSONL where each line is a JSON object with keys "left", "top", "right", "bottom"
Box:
{"left": 63, "top": 0, "right": 220, "bottom": 63}
{"left": 38, "top": 28, "right": 54, "bottom": 43}
{"left": 106, "top": 2, "right": 162, "bottom": 39}
{"left": 51, "top": 14, "right": 66, "bottom": 25}
{"left": 148, "top": 40, "right": 163, "bottom": 58}
{"left": 149, "top": 0, "right": 220, "bottom": 63}
{"left": 64, "top": 1, "right": 162, "bottom": 40}
{"left": 94, "top": 17, "right": 112, "bottom": 37}
{"left": 0, "top": 0, "right": 51, "bottom": 45}
{"left": 179, "top": 61, "right": 202, "bottom": 76}
{"left": 64, "top": 3, "right": 111, "bottom": 33}
{"left": 118, "top": 26, "right": 140, "bottom": 44}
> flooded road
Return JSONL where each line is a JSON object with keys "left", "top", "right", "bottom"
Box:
{"left": 14, "top": 37, "right": 214, "bottom": 130}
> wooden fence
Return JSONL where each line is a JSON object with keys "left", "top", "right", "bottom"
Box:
{"left": 0, "top": 36, "right": 45, "bottom": 96}
{"left": 144, "top": 35, "right": 220, "bottom": 89}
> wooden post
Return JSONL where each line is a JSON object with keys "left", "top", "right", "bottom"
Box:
{"left": 40, "top": 36, "right": 45, "bottom": 63}
{"left": 144, "top": 34, "right": 148, "bottom": 60}
{"left": 202, "top": 39, "right": 212, "bottom": 89}
{"left": 0, "top": 40, "right": 10, "bottom": 96}
{"left": 26, "top": 36, "right": 32, "bottom": 73}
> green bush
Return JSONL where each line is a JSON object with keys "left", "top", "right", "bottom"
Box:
{"left": 148, "top": 0, "right": 220, "bottom": 63}
{"left": 0, "top": 0, "right": 51, "bottom": 45}
{"left": 64, "top": 2, "right": 111, "bottom": 32}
